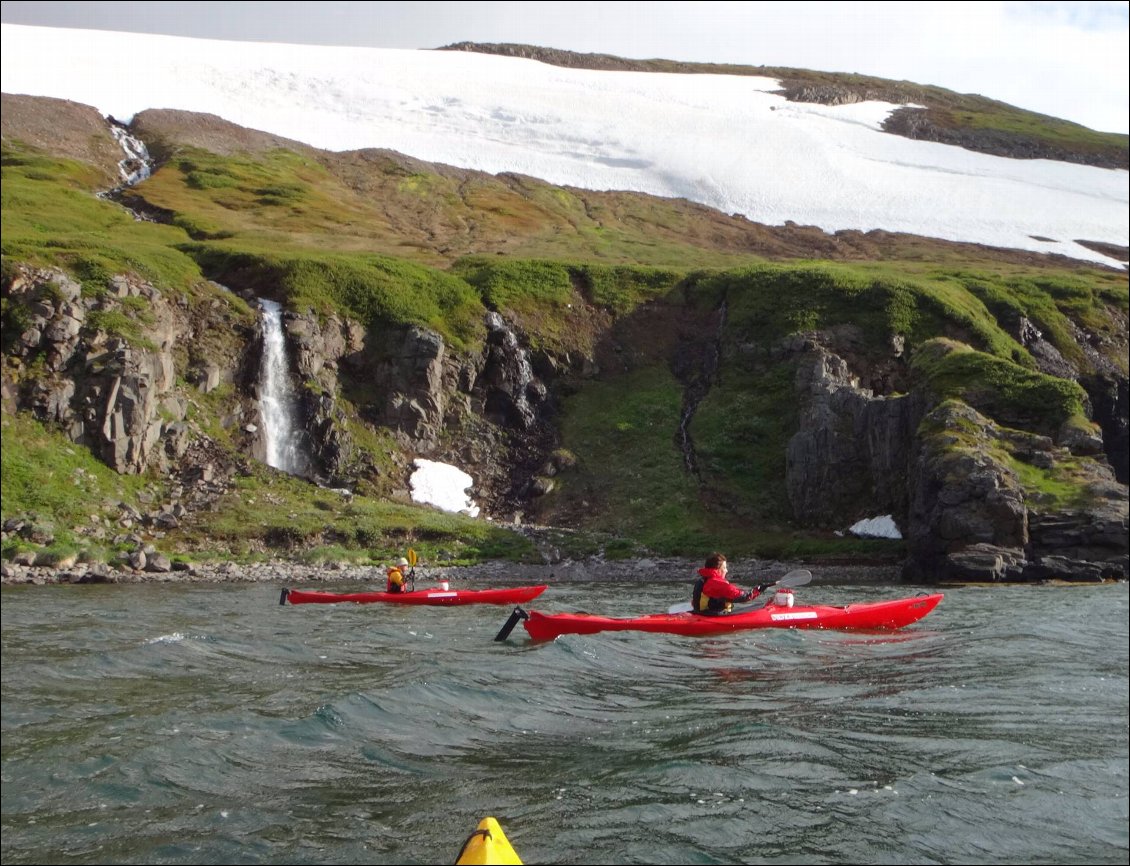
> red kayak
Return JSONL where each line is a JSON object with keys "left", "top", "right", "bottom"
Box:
{"left": 282, "top": 585, "right": 548, "bottom": 606}
{"left": 512, "top": 593, "right": 943, "bottom": 640}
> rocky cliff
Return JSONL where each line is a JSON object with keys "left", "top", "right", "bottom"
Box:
{"left": 2, "top": 95, "right": 1126, "bottom": 582}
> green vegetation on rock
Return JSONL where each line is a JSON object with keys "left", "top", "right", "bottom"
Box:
{"left": 183, "top": 245, "right": 488, "bottom": 352}
{"left": 180, "top": 465, "right": 537, "bottom": 565}
{"left": 912, "top": 338, "right": 1088, "bottom": 434}
{"left": 0, "top": 413, "right": 157, "bottom": 562}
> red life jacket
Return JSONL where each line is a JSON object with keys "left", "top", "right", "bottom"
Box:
{"left": 691, "top": 567, "right": 748, "bottom": 613}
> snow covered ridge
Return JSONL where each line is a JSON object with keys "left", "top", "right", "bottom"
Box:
{"left": 1, "top": 23, "right": 1126, "bottom": 269}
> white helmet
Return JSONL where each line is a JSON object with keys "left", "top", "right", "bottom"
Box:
{"left": 397, "top": 557, "right": 409, "bottom": 567}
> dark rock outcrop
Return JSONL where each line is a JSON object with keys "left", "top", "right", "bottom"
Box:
{"left": 883, "top": 107, "right": 1129, "bottom": 171}
{"left": 786, "top": 340, "right": 921, "bottom": 527}
{"left": 781, "top": 327, "right": 1127, "bottom": 583}
{"left": 904, "top": 401, "right": 1125, "bottom": 582}
{"left": 2, "top": 264, "right": 256, "bottom": 484}
{"left": 4, "top": 266, "right": 173, "bottom": 473}
{"left": 905, "top": 402, "right": 1031, "bottom": 580}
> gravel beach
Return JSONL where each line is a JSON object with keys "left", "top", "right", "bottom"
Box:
{"left": 0, "top": 557, "right": 904, "bottom": 587}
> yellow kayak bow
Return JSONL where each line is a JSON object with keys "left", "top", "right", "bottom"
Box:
{"left": 454, "top": 816, "right": 522, "bottom": 865}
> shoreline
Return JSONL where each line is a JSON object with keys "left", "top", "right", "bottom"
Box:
{"left": 0, "top": 557, "right": 906, "bottom": 587}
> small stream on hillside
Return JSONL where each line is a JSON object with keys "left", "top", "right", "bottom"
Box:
{"left": 678, "top": 299, "right": 727, "bottom": 476}
{"left": 95, "top": 117, "right": 154, "bottom": 208}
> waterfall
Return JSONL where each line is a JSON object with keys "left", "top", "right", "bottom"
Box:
{"left": 108, "top": 122, "right": 152, "bottom": 186}
{"left": 258, "top": 299, "right": 311, "bottom": 476}
{"left": 485, "top": 311, "right": 539, "bottom": 429}
{"left": 97, "top": 119, "right": 155, "bottom": 216}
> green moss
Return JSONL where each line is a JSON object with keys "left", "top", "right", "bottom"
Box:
{"left": 1007, "top": 457, "right": 1094, "bottom": 509}
{"left": 572, "top": 262, "right": 684, "bottom": 314}
{"left": 0, "top": 413, "right": 157, "bottom": 557}
{"left": 955, "top": 272, "right": 1117, "bottom": 367}
{"left": 86, "top": 309, "right": 158, "bottom": 349}
{"left": 692, "top": 360, "right": 799, "bottom": 519}
{"left": 697, "top": 264, "right": 950, "bottom": 355}
{"left": 543, "top": 364, "right": 713, "bottom": 553}
{"left": 186, "top": 170, "right": 241, "bottom": 191}
{"left": 455, "top": 257, "right": 575, "bottom": 312}
{"left": 1, "top": 297, "right": 35, "bottom": 345}
{"left": 912, "top": 339, "right": 1086, "bottom": 433}
{"left": 919, "top": 400, "right": 1100, "bottom": 512}
{"left": 183, "top": 246, "right": 487, "bottom": 352}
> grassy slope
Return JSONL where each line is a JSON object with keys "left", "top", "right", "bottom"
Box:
{"left": 0, "top": 413, "right": 157, "bottom": 563}
{"left": 2, "top": 120, "right": 1127, "bottom": 562}
{"left": 1, "top": 145, "right": 204, "bottom": 292}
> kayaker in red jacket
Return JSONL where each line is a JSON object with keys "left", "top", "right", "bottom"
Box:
{"left": 692, "top": 553, "right": 770, "bottom": 615}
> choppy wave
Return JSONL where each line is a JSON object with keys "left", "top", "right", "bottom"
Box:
{"left": 2, "top": 580, "right": 1127, "bottom": 864}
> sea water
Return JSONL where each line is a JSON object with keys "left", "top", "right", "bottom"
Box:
{"left": 2, "top": 580, "right": 1126, "bottom": 864}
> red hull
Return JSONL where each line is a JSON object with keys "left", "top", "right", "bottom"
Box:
{"left": 284, "top": 585, "right": 547, "bottom": 606}
{"left": 522, "top": 593, "right": 943, "bottom": 640}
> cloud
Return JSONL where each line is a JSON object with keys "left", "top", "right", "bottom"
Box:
{"left": 1005, "top": 1, "right": 1130, "bottom": 31}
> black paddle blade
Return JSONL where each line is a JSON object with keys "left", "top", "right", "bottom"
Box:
{"left": 279, "top": 588, "right": 289, "bottom": 606}
{"left": 494, "top": 606, "right": 529, "bottom": 642}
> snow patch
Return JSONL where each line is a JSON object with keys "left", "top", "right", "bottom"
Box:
{"left": 848, "top": 515, "right": 902, "bottom": 539}
{"left": 410, "top": 459, "right": 480, "bottom": 517}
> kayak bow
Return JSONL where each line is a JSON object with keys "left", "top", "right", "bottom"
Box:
{"left": 280, "top": 585, "right": 547, "bottom": 606}
{"left": 510, "top": 593, "right": 943, "bottom": 641}
{"left": 455, "top": 816, "right": 522, "bottom": 865}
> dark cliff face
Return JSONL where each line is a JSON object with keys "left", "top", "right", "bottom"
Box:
{"left": 1, "top": 264, "right": 253, "bottom": 477}
{"left": 3, "top": 255, "right": 1127, "bottom": 582}
{"left": 785, "top": 344, "right": 923, "bottom": 527}
{"left": 782, "top": 339, "right": 1126, "bottom": 582}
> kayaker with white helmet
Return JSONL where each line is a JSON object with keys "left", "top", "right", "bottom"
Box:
{"left": 386, "top": 557, "right": 411, "bottom": 593}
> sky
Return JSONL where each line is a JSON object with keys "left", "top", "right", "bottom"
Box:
{"left": 1, "top": 0, "right": 1128, "bottom": 134}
